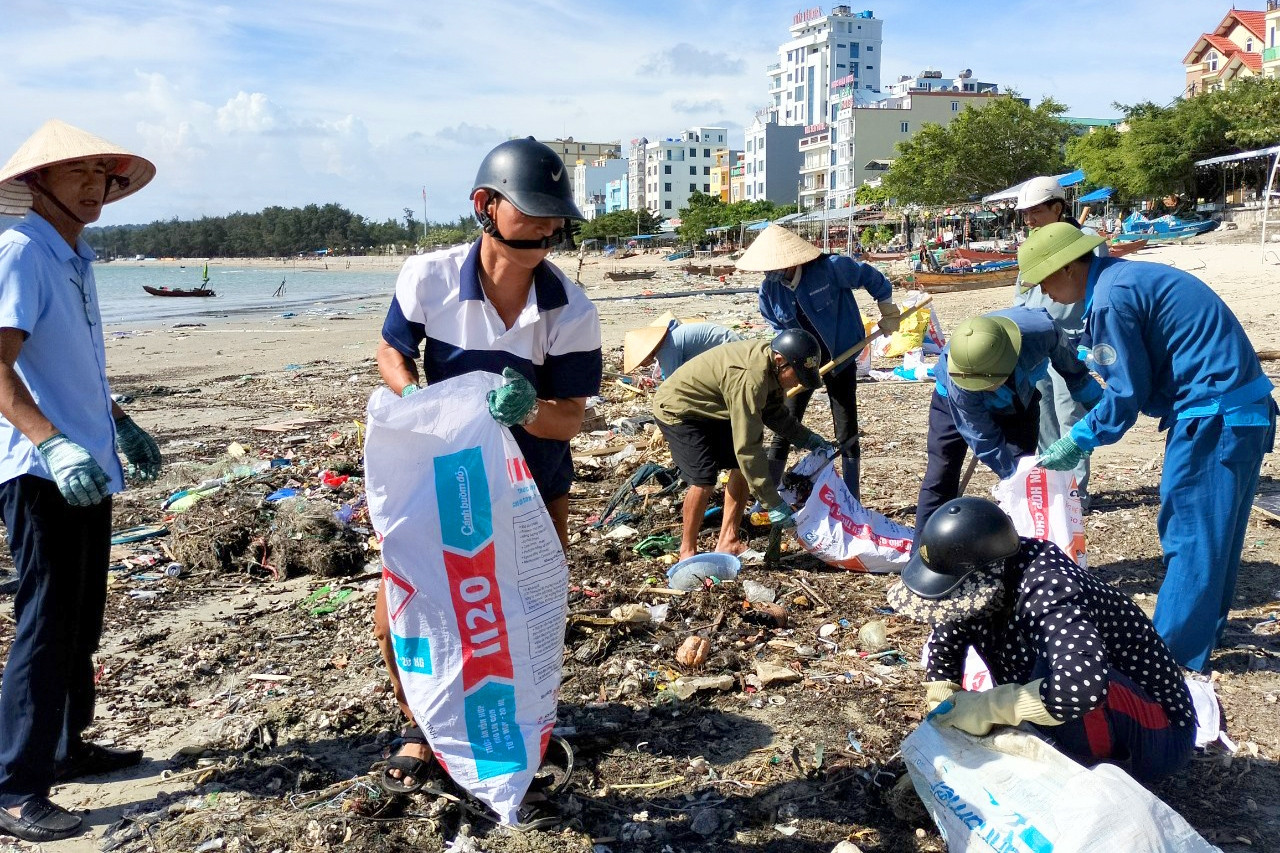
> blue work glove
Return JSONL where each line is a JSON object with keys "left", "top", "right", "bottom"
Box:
{"left": 800, "top": 431, "right": 835, "bottom": 454}
{"left": 1038, "top": 436, "right": 1088, "bottom": 471}
{"left": 487, "top": 367, "right": 539, "bottom": 427}
{"left": 767, "top": 503, "right": 796, "bottom": 529}
{"left": 38, "top": 434, "right": 110, "bottom": 506}
{"left": 115, "top": 415, "right": 162, "bottom": 480}
{"left": 399, "top": 383, "right": 419, "bottom": 398}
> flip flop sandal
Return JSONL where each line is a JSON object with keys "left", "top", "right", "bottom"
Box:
{"left": 109, "top": 524, "right": 168, "bottom": 545}
{"left": 528, "top": 735, "right": 575, "bottom": 797}
{"left": 377, "top": 726, "right": 438, "bottom": 795}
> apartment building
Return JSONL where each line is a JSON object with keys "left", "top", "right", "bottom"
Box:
{"left": 571, "top": 158, "right": 629, "bottom": 220}
{"left": 640, "top": 126, "right": 728, "bottom": 215}
{"left": 742, "top": 115, "right": 804, "bottom": 205}
{"left": 538, "top": 137, "right": 622, "bottom": 165}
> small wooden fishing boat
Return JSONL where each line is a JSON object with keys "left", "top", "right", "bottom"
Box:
{"left": 860, "top": 251, "right": 909, "bottom": 261}
{"left": 950, "top": 247, "right": 1016, "bottom": 263}
{"left": 903, "top": 266, "right": 1019, "bottom": 294}
{"left": 144, "top": 262, "right": 216, "bottom": 297}
{"left": 143, "top": 285, "right": 217, "bottom": 297}
{"left": 1108, "top": 239, "right": 1148, "bottom": 257}
{"left": 681, "top": 263, "right": 736, "bottom": 277}
{"left": 604, "top": 269, "right": 657, "bottom": 281}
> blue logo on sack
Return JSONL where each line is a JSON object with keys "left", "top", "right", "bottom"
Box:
{"left": 464, "top": 681, "right": 528, "bottom": 780}
{"left": 392, "top": 634, "right": 432, "bottom": 675}
{"left": 434, "top": 447, "right": 492, "bottom": 553}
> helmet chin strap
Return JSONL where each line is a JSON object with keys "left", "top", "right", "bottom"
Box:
{"left": 476, "top": 194, "right": 565, "bottom": 250}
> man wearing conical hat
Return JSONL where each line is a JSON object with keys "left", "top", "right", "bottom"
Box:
{"left": 621, "top": 311, "right": 740, "bottom": 381}
{"left": 1019, "top": 222, "right": 1276, "bottom": 673}
{"left": 738, "top": 224, "right": 901, "bottom": 499}
{"left": 0, "top": 120, "right": 160, "bottom": 842}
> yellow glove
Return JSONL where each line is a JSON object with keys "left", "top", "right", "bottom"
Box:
{"left": 924, "top": 680, "right": 962, "bottom": 712}
{"left": 927, "top": 679, "right": 1061, "bottom": 736}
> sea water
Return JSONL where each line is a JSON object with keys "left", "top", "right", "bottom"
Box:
{"left": 93, "top": 262, "right": 398, "bottom": 326}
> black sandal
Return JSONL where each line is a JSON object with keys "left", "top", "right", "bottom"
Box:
{"left": 54, "top": 742, "right": 144, "bottom": 782}
{"left": 377, "top": 726, "right": 438, "bottom": 795}
{"left": 0, "top": 797, "right": 82, "bottom": 842}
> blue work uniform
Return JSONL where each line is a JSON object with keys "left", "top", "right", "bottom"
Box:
{"left": 1071, "top": 256, "right": 1276, "bottom": 672}
{"left": 1013, "top": 225, "right": 1108, "bottom": 509}
{"left": 758, "top": 253, "right": 892, "bottom": 497}
{"left": 915, "top": 307, "right": 1101, "bottom": 539}
{"left": 654, "top": 322, "right": 740, "bottom": 379}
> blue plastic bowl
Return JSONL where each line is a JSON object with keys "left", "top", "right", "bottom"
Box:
{"left": 666, "top": 552, "right": 742, "bottom": 590}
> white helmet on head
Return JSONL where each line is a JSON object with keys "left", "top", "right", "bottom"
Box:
{"left": 1015, "top": 176, "right": 1067, "bottom": 211}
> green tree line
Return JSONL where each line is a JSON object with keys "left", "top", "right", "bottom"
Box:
{"left": 85, "top": 203, "right": 480, "bottom": 259}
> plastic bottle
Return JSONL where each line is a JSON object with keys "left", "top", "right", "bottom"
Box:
{"left": 164, "top": 562, "right": 183, "bottom": 578}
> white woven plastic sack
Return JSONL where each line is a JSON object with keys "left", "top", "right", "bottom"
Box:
{"left": 365, "top": 374, "right": 568, "bottom": 824}
{"left": 902, "top": 722, "right": 1221, "bottom": 853}
{"left": 788, "top": 451, "right": 913, "bottom": 573}
{"left": 992, "top": 456, "right": 1087, "bottom": 568}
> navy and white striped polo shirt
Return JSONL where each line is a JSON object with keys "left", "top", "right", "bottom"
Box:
{"left": 381, "top": 240, "right": 602, "bottom": 498}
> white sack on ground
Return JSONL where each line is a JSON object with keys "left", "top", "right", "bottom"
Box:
{"left": 902, "top": 722, "right": 1220, "bottom": 853}
{"left": 365, "top": 374, "right": 567, "bottom": 824}
{"left": 786, "top": 450, "right": 913, "bottom": 573}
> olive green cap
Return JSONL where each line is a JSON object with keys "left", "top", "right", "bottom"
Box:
{"left": 947, "top": 314, "right": 1022, "bottom": 392}
{"left": 1017, "top": 222, "right": 1105, "bottom": 285}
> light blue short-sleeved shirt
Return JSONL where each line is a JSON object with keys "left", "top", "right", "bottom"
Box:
{"left": 0, "top": 212, "right": 124, "bottom": 491}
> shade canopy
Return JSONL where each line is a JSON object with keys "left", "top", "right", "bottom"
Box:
{"left": 1077, "top": 187, "right": 1113, "bottom": 203}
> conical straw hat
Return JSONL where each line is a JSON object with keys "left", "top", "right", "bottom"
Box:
{"left": 0, "top": 119, "right": 156, "bottom": 216}
{"left": 735, "top": 224, "right": 822, "bottom": 272}
{"left": 623, "top": 311, "right": 679, "bottom": 373}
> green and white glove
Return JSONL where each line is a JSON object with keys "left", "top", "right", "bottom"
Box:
{"left": 927, "top": 679, "right": 1060, "bottom": 736}
{"left": 115, "top": 415, "right": 162, "bottom": 480}
{"left": 767, "top": 502, "right": 796, "bottom": 529}
{"left": 924, "top": 680, "right": 962, "bottom": 712}
{"left": 1038, "top": 436, "right": 1088, "bottom": 471}
{"left": 487, "top": 367, "right": 539, "bottom": 427}
{"left": 38, "top": 434, "right": 110, "bottom": 506}
{"left": 877, "top": 300, "right": 903, "bottom": 334}
{"left": 801, "top": 431, "right": 835, "bottom": 453}
{"left": 399, "top": 383, "right": 419, "bottom": 398}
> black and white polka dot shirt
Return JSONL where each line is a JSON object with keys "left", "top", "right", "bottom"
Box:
{"left": 927, "top": 538, "right": 1195, "bottom": 728}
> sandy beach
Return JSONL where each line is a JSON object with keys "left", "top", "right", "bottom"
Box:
{"left": 15, "top": 230, "right": 1279, "bottom": 853}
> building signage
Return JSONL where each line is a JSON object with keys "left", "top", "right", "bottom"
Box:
{"left": 793, "top": 7, "right": 822, "bottom": 25}
{"left": 830, "top": 74, "right": 856, "bottom": 90}
{"left": 803, "top": 122, "right": 829, "bottom": 135}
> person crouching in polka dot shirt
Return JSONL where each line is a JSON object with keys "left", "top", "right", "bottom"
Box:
{"left": 888, "top": 497, "right": 1195, "bottom": 783}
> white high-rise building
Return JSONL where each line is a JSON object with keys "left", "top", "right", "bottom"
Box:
{"left": 766, "top": 6, "right": 884, "bottom": 127}
{"left": 760, "top": 6, "right": 883, "bottom": 210}
{"left": 640, "top": 126, "right": 728, "bottom": 217}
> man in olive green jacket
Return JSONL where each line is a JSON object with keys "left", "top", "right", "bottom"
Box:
{"left": 653, "top": 331, "right": 834, "bottom": 559}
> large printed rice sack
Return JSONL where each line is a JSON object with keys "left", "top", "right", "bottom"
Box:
{"left": 884, "top": 294, "right": 947, "bottom": 357}
{"left": 786, "top": 451, "right": 913, "bottom": 573}
{"left": 902, "top": 723, "right": 1220, "bottom": 853}
{"left": 992, "top": 456, "right": 1087, "bottom": 568}
{"left": 364, "top": 374, "right": 567, "bottom": 824}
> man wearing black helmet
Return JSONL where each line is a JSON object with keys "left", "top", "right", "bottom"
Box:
{"left": 372, "top": 138, "right": 602, "bottom": 799}
{"left": 889, "top": 497, "right": 1195, "bottom": 783}
{"left": 652, "top": 330, "right": 835, "bottom": 559}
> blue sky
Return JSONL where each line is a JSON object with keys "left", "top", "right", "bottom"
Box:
{"left": 3, "top": 0, "right": 1215, "bottom": 226}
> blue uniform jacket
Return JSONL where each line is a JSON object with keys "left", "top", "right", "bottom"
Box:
{"left": 1072, "top": 257, "right": 1273, "bottom": 451}
{"left": 936, "top": 307, "right": 1101, "bottom": 479}
{"left": 758, "top": 253, "right": 892, "bottom": 376}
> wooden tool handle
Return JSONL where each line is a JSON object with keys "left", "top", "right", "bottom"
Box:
{"left": 784, "top": 295, "right": 933, "bottom": 398}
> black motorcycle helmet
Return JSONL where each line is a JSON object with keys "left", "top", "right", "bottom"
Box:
{"left": 903, "top": 498, "right": 1020, "bottom": 599}
{"left": 769, "top": 329, "right": 822, "bottom": 390}
{"left": 472, "top": 137, "right": 584, "bottom": 249}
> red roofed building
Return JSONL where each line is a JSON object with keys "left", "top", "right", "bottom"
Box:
{"left": 1183, "top": 8, "right": 1268, "bottom": 95}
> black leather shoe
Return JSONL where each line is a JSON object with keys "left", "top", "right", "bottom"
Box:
{"left": 54, "top": 742, "right": 144, "bottom": 782}
{"left": 0, "top": 797, "right": 82, "bottom": 842}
